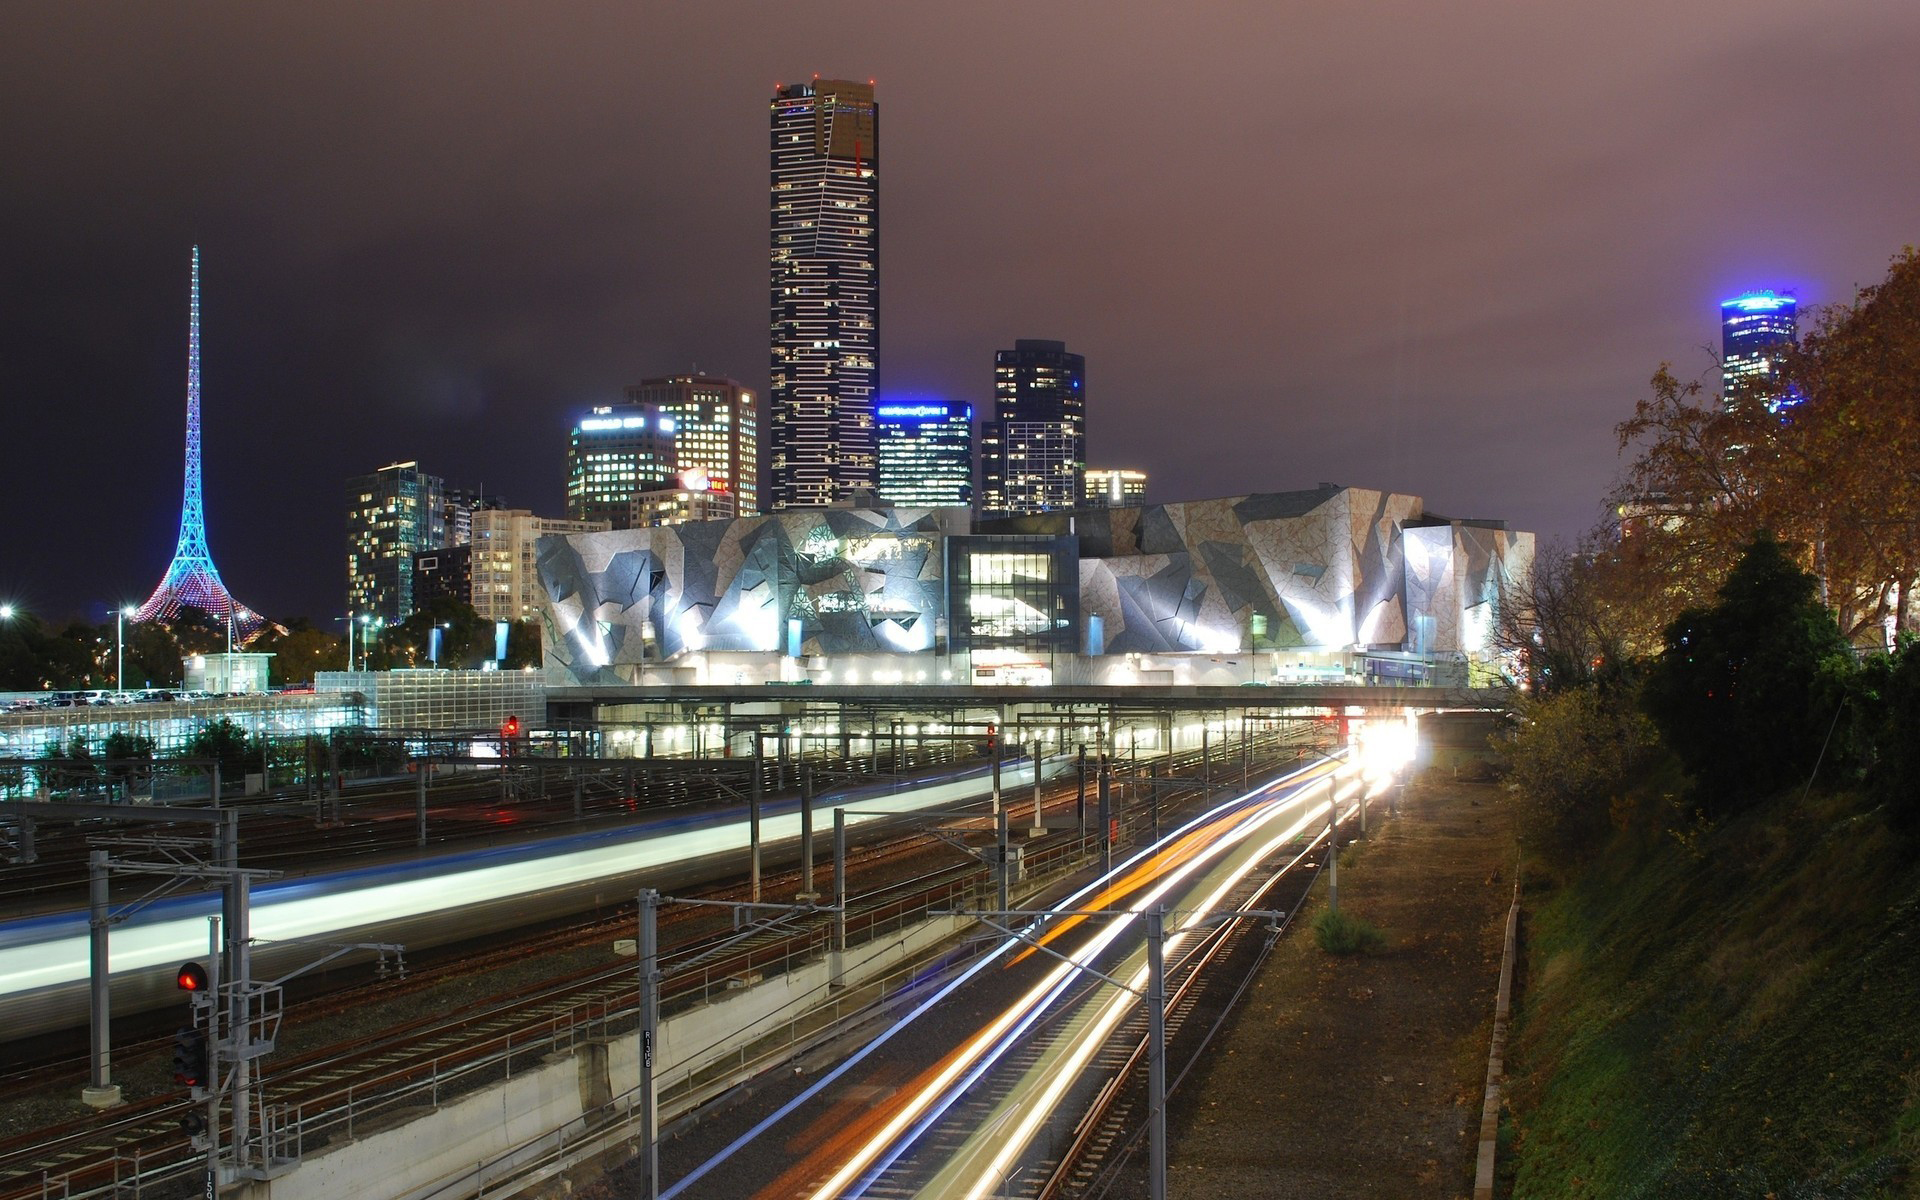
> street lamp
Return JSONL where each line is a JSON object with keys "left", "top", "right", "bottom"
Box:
{"left": 0, "top": 603, "right": 14, "bottom": 621}
{"left": 116, "top": 605, "right": 136, "bottom": 693}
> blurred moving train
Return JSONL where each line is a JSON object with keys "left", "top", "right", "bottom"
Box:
{"left": 0, "top": 754, "right": 1072, "bottom": 1041}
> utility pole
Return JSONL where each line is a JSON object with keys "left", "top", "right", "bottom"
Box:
{"left": 1146, "top": 905, "right": 1167, "bottom": 1200}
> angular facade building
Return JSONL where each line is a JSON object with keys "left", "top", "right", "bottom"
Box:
{"left": 876, "top": 400, "right": 973, "bottom": 509}
{"left": 624, "top": 375, "right": 759, "bottom": 516}
{"left": 769, "top": 79, "right": 880, "bottom": 510}
{"left": 979, "top": 339, "right": 1086, "bottom": 518}
{"left": 538, "top": 484, "right": 1531, "bottom": 688}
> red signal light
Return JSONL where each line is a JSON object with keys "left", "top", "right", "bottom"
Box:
{"left": 501, "top": 716, "right": 521, "bottom": 738}
{"left": 176, "top": 962, "right": 209, "bottom": 992}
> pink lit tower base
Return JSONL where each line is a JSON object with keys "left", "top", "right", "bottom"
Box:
{"left": 133, "top": 247, "right": 263, "bottom": 639}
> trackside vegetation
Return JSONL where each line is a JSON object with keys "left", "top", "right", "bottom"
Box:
{"left": 1498, "top": 537, "right": 1920, "bottom": 1196}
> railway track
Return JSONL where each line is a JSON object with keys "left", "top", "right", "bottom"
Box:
{"left": 0, "top": 739, "right": 1319, "bottom": 1200}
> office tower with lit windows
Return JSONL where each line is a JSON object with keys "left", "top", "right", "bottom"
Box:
{"left": 979, "top": 339, "right": 1086, "bottom": 518}
{"left": 624, "top": 375, "right": 759, "bottom": 515}
{"left": 769, "top": 78, "right": 879, "bottom": 510}
{"left": 565, "top": 406, "right": 678, "bottom": 529}
{"left": 347, "top": 461, "right": 447, "bottom": 622}
{"left": 471, "top": 509, "right": 609, "bottom": 622}
{"left": 1721, "top": 291, "right": 1799, "bottom": 410}
{"left": 1082, "top": 468, "right": 1147, "bottom": 509}
{"left": 876, "top": 401, "right": 973, "bottom": 509}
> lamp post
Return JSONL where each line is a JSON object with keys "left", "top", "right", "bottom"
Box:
{"left": 115, "top": 605, "right": 135, "bottom": 693}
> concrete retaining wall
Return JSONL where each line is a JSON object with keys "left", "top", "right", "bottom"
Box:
{"left": 240, "top": 914, "right": 969, "bottom": 1200}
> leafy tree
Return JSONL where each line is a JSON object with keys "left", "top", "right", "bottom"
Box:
{"left": 1494, "top": 539, "right": 1641, "bottom": 693}
{"left": 1774, "top": 246, "right": 1920, "bottom": 640}
{"left": 385, "top": 598, "right": 493, "bottom": 669}
{"left": 182, "top": 718, "right": 256, "bottom": 781}
{"left": 1641, "top": 533, "right": 1852, "bottom": 812}
{"left": 505, "top": 619, "right": 543, "bottom": 670}
{"left": 101, "top": 731, "right": 156, "bottom": 792}
{"left": 1498, "top": 685, "right": 1657, "bottom": 863}
{"left": 253, "top": 618, "right": 346, "bottom": 684}
{"left": 123, "top": 621, "right": 185, "bottom": 688}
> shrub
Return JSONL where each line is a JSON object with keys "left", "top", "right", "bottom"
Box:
{"left": 1313, "top": 908, "right": 1386, "bottom": 955}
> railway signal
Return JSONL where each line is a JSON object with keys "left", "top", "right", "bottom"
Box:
{"left": 172, "top": 1027, "right": 208, "bottom": 1088}
{"left": 501, "top": 715, "right": 522, "bottom": 756}
{"left": 175, "top": 961, "right": 209, "bottom": 993}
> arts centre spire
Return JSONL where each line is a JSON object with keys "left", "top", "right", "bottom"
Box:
{"left": 133, "top": 247, "right": 262, "bottom": 638}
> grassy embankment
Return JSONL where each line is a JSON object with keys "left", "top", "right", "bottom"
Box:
{"left": 1506, "top": 762, "right": 1920, "bottom": 1197}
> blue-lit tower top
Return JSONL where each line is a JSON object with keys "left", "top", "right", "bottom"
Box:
{"left": 1721, "top": 290, "right": 1799, "bottom": 410}
{"left": 134, "top": 247, "right": 262, "bottom": 636}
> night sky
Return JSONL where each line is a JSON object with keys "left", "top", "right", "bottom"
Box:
{"left": 4, "top": 3, "right": 1917, "bottom": 624}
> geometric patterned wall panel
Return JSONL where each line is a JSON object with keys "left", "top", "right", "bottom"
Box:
{"left": 539, "top": 506, "right": 970, "bottom": 683}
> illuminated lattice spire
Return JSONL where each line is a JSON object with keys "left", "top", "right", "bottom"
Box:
{"left": 134, "top": 247, "right": 264, "bottom": 638}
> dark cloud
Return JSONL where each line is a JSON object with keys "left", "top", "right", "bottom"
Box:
{"left": 3, "top": 1, "right": 1917, "bottom": 620}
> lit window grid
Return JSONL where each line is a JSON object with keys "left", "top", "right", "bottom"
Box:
{"left": 770, "top": 83, "right": 879, "bottom": 510}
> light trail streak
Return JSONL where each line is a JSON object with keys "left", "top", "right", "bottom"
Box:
{"left": 799, "top": 761, "right": 1357, "bottom": 1199}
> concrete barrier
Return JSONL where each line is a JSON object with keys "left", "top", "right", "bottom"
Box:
{"left": 237, "top": 914, "right": 970, "bottom": 1200}
{"left": 1473, "top": 884, "right": 1521, "bottom": 1200}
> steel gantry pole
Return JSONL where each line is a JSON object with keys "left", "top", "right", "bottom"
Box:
{"left": 798, "top": 764, "right": 817, "bottom": 901}
{"left": 85, "top": 850, "right": 117, "bottom": 1106}
{"left": 750, "top": 733, "right": 764, "bottom": 904}
{"left": 1327, "top": 777, "right": 1340, "bottom": 913}
{"left": 831, "top": 808, "right": 848, "bottom": 988}
{"left": 636, "top": 889, "right": 660, "bottom": 1200}
{"left": 1147, "top": 905, "right": 1168, "bottom": 1200}
{"left": 1097, "top": 757, "right": 1113, "bottom": 876}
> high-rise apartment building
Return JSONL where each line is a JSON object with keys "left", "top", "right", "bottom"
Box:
{"left": 624, "top": 375, "right": 759, "bottom": 515}
{"left": 442, "top": 486, "right": 505, "bottom": 549}
{"left": 1721, "top": 291, "right": 1799, "bottom": 410}
{"left": 979, "top": 339, "right": 1086, "bottom": 518}
{"left": 471, "top": 509, "right": 610, "bottom": 622}
{"left": 876, "top": 401, "right": 973, "bottom": 509}
{"left": 347, "top": 461, "right": 446, "bottom": 622}
{"left": 769, "top": 78, "right": 879, "bottom": 510}
{"left": 1082, "top": 468, "right": 1148, "bottom": 509}
{"left": 566, "top": 406, "right": 678, "bottom": 529}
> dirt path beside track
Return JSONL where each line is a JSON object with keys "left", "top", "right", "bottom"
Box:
{"left": 1162, "top": 775, "right": 1515, "bottom": 1200}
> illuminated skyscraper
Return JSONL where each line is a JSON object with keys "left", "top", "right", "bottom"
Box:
{"left": 979, "top": 339, "right": 1086, "bottom": 518}
{"left": 1721, "top": 291, "right": 1799, "bottom": 410}
{"left": 876, "top": 401, "right": 973, "bottom": 509}
{"left": 134, "top": 247, "right": 263, "bottom": 636}
{"left": 565, "top": 406, "right": 678, "bottom": 529}
{"left": 346, "top": 461, "right": 446, "bottom": 622}
{"left": 1082, "top": 468, "right": 1148, "bottom": 509}
{"left": 625, "top": 375, "right": 759, "bottom": 515}
{"left": 769, "top": 78, "right": 879, "bottom": 510}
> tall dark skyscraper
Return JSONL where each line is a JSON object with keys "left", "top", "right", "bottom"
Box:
{"left": 979, "top": 339, "right": 1086, "bottom": 518}
{"left": 1721, "top": 291, "right": 1799, "bottom": 410}
{"left": 769, "top": 78, "right": 879, "bottom": 510}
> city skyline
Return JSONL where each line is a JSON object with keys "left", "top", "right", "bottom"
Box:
{"left": 3, "top": 4, "right": 1918, "bottom": 621}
